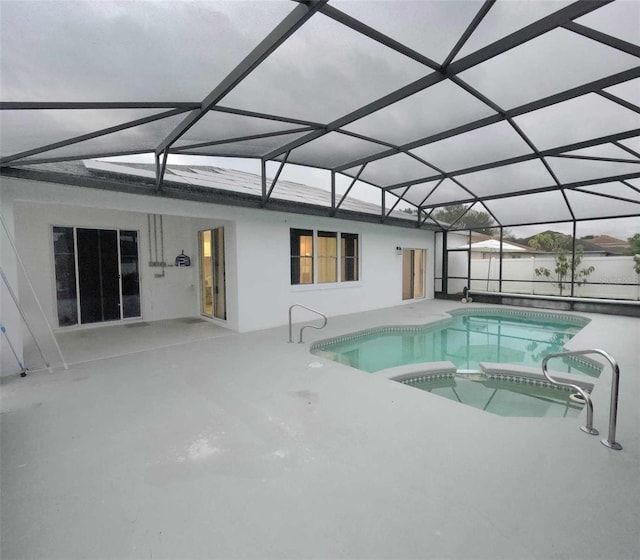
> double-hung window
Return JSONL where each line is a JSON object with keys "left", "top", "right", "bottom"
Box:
{"left": 290, "top": 229, "right": 314, "bottom": 285}
{"left": 290, "top": 228, "right": 359, "bottom": 285}
{"left": 341, "top": 233, "right": 359, "bottom": 282}
{"left": 317, "top": 231, "right": 337, "bottom": 283}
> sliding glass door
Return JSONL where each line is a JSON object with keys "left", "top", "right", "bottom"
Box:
{"left": 199, "top": 228, "right": 226, "bottom": 320}
{"left": 77, "top": 228, "right": 120, "bottom": 323}
{"left": 53, "top": 227, "right": 141, "bottom": 326}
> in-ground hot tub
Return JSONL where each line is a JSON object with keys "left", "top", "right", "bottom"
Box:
{"left": 394, "top": 370, "right": 592, "bottom": 418}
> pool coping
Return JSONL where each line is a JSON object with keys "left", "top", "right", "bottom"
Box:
{"left": 373, "top": 361, "right": 595, "bottom": 392}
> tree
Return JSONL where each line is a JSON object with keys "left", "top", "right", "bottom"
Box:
{"left": 633, "top": 254, "right": 640, "bottom": 301}
{"left": 628, "top": 233, "right": 640, "bottom": 256}
{"left": 432, "top": 204, "right": 496, "bottom": 235}
{"left": 533, "top": 245, "right": 595, "bottom": 296}
{"left": 528, "top": 232, "right": 572, "bottom": 253}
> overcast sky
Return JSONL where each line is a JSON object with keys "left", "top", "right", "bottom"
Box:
{"left": 1, "top": 0, "right": 639, "bottom": 239}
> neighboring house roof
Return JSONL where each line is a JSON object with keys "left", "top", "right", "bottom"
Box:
{"left": 587, "top": 235, "right": 630, "bottom": 252}
{"left": 518, "top": 230, "right": 628, "bottom": 256}
{"left": 461, "top": 238, "right": 530, "bottom": 253}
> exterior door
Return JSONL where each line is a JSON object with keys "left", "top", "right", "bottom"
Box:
{"left": 199, "top": 228, "right": 226, "bottom": 320}
{"left": 402, "top": 248, "right": 425, "bottom": 300}
{"left": 77, "top": 228, "right": 120, "bottom": 323}
{"left": 53, "top": 227, "right": 140, "bottom": 326}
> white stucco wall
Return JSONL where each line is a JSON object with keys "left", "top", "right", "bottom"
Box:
{"left": 233, "top": 210, "right": 434, "bottom": 331}
{"left": 12, "top": 202, "right": 201, "bottom": 324}
{"left": 0, "top": 175, "right": 435, "bottom": 373}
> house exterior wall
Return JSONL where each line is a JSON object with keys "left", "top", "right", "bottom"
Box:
{"left": 233, "top": 210, "right": 434, "bottom": 332}
{"left": 0, "top": 176, "right": 434, "bottom": 374}
{"left": 12, "top": 202, "right": 201, "bottom": 323}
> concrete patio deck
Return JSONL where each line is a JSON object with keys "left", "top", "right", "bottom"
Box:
{"left": 1, "top": 300, "right": 638, "bottom": 559}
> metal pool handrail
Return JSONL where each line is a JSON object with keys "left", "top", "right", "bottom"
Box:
{"left": 542, "top": 349, "right": 622, "bottom": 451}
{"left": 288, "top": 304, "right": 327, "bottom": 343}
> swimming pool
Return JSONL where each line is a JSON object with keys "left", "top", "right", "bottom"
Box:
{"left": 397, "top": 372, "right": 588, "bottom": 418}
{"left": 311, "top": 308, "right": 600, "bottom": 376}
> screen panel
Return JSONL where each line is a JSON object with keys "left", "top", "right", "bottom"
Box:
{"left": 513, "top": 94, "right": 640, "bottom": 151}
{"left": 603, "top": 78, "right": 640, "bottom": 108}
{"left": 546, "top": 156, "right": 640, "bottom": 184}
{"left": 175, "top": 110, "right": 307, "bottom": 148}
{"left": 421, "top": 179, "right": 473, "bottom": 206}
{"left": 389, "top": 180, "right": 440, "bottom": 206}
{"left": 562, "top": 143, "right": 640, "bottom": 161}
{"left": 576, "top": 0, "right": 640, "bottom": 46}
{"left": 284, "top": 132, "right": 388, "bottom": 168}
{"left": 348, "top": 153, "right": 434, "bottom": 188}
{"left": 575, "top": 182, "right": 640, "bottom": 203}
{"left": 459, "top": 28, "right": 639, "bottom": 110}
{"left": 455, "top": 159, "right": 555, "bottom": 197}
{"left": 331, "top": 0, "right": 479, "bottom": 64}
{"left": 565, "top": 190, "right": 640, "bottom": 219}
{"left": 0, "top": 109, "right": 171, "bottom": 158}
{"left": 175, "top": 131, "right": 310, "bottom": 158}
{"left": 13, "top": 114, "right": 187, "bottom": 161}
{"left": 483, "top": 191, "right": 572, "bottom": 226}
{"left": 574, "top": 217, "right": 638, "bottom": 300}
{"left": 221, "top": 12, "right": 427, "bottom": 123}
{"left": 454, "top": 0, "right": 574, "bottom": 60}
{"left": 409, "top": 121, "right": 532, "bottom": 173}
{"left": 617, "top": 138, "right": 640, "bottom": 155}
{"left": 343, "top": 79, "right": 496, "bottom": 146}
{"left": 499, "top": 222, "right": 574, "bottom": 298}
{"left": 0, "top": 1, "right": 293, "bottom": 102}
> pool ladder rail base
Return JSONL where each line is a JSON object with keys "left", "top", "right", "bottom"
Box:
{"left": 288, "top": 304, "right": 328, "bottom": 344}
{"left": 542, "top": 348, "right": 622, "bottom": 451}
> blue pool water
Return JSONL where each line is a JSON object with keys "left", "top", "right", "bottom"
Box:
{"left": 311, "top": 309, "right": 598, "bottom": 376}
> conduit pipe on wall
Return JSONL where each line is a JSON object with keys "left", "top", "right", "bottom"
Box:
{"left": 147, "top": 213, "right": 166, "bottom": 278}
{"left": 147, "top": 213, "right": 153, "bottom": 265}
{"left": 155, "top": 214, "right": 166, "bottom": 278}
{"left": 160, "top": 214, "right": 165, "bottom": 264}
{"left": 154, "top": 214, "right": 159, "bottom": 266}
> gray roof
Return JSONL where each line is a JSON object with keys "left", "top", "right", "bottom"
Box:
{"left": 2, "top": 158, "right": 431, "bottom": 228}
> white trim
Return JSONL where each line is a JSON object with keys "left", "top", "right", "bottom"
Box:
{"left": 290, "top": 227, "right": 361, "bottom": 286}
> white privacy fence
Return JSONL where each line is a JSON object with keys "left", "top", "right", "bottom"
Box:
{"left": 453, "top": 255, "right": 640, "bottom": 300}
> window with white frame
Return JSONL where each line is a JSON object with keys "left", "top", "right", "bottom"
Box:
{"left": 290, "top": 228, "right": 359, "bottom": 285}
